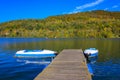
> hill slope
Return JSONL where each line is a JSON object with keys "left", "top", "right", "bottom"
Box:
{"left": 0, "top": 10, "right": 120, "bottom": 38}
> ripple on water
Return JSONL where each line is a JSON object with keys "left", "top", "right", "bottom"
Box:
{"left": 92, "top": 60, "right": 120, "bottom": 80}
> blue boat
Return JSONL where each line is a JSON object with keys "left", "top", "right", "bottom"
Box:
{"left": 15, "top": 49, "right": 57, "bottom": 58}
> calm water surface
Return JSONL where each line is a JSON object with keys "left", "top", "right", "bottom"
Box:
{"left": 0, "top": 38, "right": 119, "bottom": 80}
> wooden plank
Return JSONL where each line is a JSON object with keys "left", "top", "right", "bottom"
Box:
{"left": 34, "top": 49, "right": 91, "bottom": 80}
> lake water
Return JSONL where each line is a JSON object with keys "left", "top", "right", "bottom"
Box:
{"left": 0, "top": 38, "right": 119, "bottom": 80}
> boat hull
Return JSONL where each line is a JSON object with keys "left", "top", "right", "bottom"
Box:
{"left": 15, "top": 54, "right": 56, "bottom": 58}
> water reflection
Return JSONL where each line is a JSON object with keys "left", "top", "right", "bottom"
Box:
{"left": 16, "top": 57, "right": 51, "bottom": 65}
{"left": 3, "top": 38, "right": 120, "bottom": 61}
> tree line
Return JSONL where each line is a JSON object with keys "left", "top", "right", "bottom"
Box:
{"left": 0, "top": 10, "right": 120, "bottom": 38}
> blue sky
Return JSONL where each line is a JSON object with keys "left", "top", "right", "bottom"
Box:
{"left": 0, "top": 0, "right": 120, "bottom": 23}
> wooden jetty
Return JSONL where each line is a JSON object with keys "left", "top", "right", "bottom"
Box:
{"left": 34, "top": 49, "right": 92, "bottom": 80}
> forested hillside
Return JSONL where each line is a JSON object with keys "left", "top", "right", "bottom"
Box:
{"left": 0, "top": 10, "right": 120, "bottom": 38}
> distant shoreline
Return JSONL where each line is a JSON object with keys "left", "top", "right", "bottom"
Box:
{"left": 0, "top": 10, "right": 120, "bottom": 38}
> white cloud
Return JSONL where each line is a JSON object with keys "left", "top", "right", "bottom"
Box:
{"left": 112, "top": 5, "right": 119, "bottom": 8}
{"left": 75, "top": 0, "right": 104, "bottom": 10}
{"left": 70, "top": 0, "right": 104, "bottom": 14}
